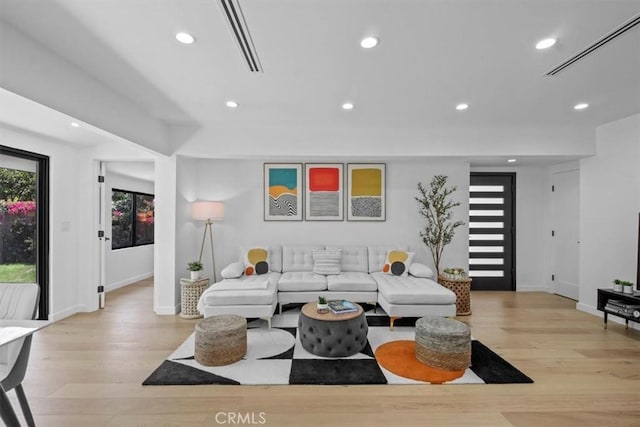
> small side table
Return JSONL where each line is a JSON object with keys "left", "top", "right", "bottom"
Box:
{"left": 180, "top": 277, "right": 210, "bottom": 319}
{"left": 438, "top": 275, "right": 472, "bottom": 316}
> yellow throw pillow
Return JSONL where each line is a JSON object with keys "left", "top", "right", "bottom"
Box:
{"left": 383, "top": 250, "right": 415, "bottom": 277}
{"left": 244, "top": 247, "right": 269, "bottom": 276}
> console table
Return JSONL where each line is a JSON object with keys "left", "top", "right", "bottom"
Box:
{"left": 596, "top": 288, "right": 640, "bottom": 329}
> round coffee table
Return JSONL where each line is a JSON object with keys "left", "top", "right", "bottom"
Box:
{"left": 298, "top": 301, "right": 368, "bottom": 357}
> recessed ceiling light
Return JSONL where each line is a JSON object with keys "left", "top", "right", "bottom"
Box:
{"left": 536, "top": 38, "right": 556, "bottom": 50}
{"left": 456, "top": 103, "right": 469, "bottom": 111}
{"left": 342, "top": 102, "right": 354, "bottom": 110}
{"left": 70, "top": 122, "right": 80, "bottom": 128}
{"left": 574, "top": 103, "right": 589, "bottom": 110}
{"left": 175, "top": 32, "right": 196, "bottom": 44}
{"left": 360, "top": 36, "right": 379, "bottom": 49}
{"left": 507, "top": 158, "right": 517, "bottom": 163}
{"left": 226, "top": 101, "right": 239, "bottom": 108}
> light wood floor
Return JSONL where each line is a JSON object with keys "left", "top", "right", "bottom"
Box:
{"left": 10, "top": 279, "right": 640, "bottom": 426}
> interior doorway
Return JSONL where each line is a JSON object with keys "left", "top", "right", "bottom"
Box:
{"left": 98, "top": 161, "right": 155, "bottom": 307}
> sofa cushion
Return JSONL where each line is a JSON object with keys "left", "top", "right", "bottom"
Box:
{"left": 372, "top": 272, "right": 455, "bottom": 305}
{"left": 409, "top": 262, "right": 435, "bottom": 279}
{"left": 282, "top": 245, "right": 325, "bottom": 272}
{"left": 367, "top": 245, "right": 409, "bottom": 273}
{"left": 198, "top": 273, "right": 280, "bottom": 307}
{"left": 383, "top": 250, "right": 415, "bottom": 277}
{"left": 221, "top": 262, "right": 244, "bottom": 279}
{"left": 312, "top": 249, "right": 342, "bottom": 275}
{"left": 278, "top": 271, "right": 327, "bottom": 291}
{"left": 326, "top": 245, "right": 368, "bottom": 273}
{"left": 327, "top": 272, "right": 378, "bottom": 292}
{"left": 243, "top": 246, "right": 270, "bottom": 275}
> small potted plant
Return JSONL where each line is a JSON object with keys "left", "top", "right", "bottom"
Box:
{"left": 621, "top": 280, "right": 634, "bottom": 295}
{"left": 612, "top": 279, "right": 623, "bottom": 292}
{"left": 187, "top": 261, "right": 203, "bottom": 280}
{"left": 443, "top": 267, "right": 466, "bottom": 280}
{"left": 317, "top": 296, "right": 328, "bottom": 312}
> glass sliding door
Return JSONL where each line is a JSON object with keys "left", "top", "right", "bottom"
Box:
{"left": 0, "top": 146, "right": 49, "bottom": 319}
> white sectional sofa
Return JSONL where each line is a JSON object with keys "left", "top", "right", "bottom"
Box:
{"left": 197, "top": 245, "right": 457, "bottom": 329}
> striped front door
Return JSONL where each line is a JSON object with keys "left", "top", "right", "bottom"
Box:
{"left": 469, "top": 173, "right": 515, "bottom": 291}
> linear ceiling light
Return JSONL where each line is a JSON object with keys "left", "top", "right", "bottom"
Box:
{"left": 219, "top": 0, "right": 263, "bottom": 72}
{"left": 546, "top": 13, "right": 640, "bottom": 75}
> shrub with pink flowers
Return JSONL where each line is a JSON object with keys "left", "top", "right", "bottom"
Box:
{"left": 0, "top": 200, "right": 36, "bottom": 264}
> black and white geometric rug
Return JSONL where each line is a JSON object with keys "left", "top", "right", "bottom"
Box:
{"left": 143, "top": 307, "right": 533, "bottom": 386}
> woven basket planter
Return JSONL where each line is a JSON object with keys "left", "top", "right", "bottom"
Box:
{"left": 179, "top": 277, "right": 209, "bottom": 319}
{"left": 438, "top": 275, "right": 472, "bottom": 316}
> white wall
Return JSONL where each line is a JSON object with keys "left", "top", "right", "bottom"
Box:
{"left": 578, "top": 114, "right": 640, "bottom": 328}
{"left": 1, "top": 125, "right": 81, "bottom": 320}
{"left": 104, "top": 171, "right": 154, "bottom": 291}
{"left": 183, "top": 158, "right": 470, "bottom": 279}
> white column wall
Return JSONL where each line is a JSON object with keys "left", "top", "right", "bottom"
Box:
{"left": 153, "top": 155, "right": 179, "bottom": 314}
{"left": 578, "top": 114, "right": 640, "bottom": 329}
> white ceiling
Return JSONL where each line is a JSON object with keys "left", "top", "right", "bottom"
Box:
{"left": 1, "top": 0, "right": 639, "bottom": 166}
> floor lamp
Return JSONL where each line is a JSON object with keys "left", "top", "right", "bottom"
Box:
{"left": 191, "top": 201, "right": 225, "bottom": 282}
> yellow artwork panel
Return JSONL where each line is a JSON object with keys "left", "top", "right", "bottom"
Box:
{"left": 351, "top": 169, "right": 382, "bottom": 196}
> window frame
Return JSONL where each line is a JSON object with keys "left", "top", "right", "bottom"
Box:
{"left": 111, "top": 188, "right": 155, "bottom": 250}
{"left": 0, "top": 145, "right": 50, "bottom": 319}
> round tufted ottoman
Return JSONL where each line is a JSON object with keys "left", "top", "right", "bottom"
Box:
{"left": 415, "top": 316, "right": 471, "bottom": 371}
{"left": 195, "top": 314, "right": 247, "bottom": 366}
{"left": 298, "top": 302, "right": 368, "bottom": 357}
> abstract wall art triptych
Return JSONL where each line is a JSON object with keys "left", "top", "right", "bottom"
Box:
{"left": 264, "top": 163, "right": 385, "bottom": 222}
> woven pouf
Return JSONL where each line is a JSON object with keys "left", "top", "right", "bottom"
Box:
{"left": 415, "top": 316, "right": 471, "bottom": 371}
{"left": 195, "top": 315, "right": 247, "bottom": 366}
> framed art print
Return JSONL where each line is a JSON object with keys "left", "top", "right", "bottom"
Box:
{"left": 305, "top": 163, "right": 344, "bottom": 221}
{"left": 264, "top": 163, "right": 303, "bottom": 221}
{"left": 347, "top": 163, "right": 386, "bottom": 221}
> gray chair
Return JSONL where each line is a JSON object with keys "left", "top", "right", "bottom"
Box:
{"left": 0, "top": 283, "right": 40, "bottom": 427}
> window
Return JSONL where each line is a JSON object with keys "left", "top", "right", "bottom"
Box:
{"left": 111, "top": 189, "right": 154, "bottom": 249}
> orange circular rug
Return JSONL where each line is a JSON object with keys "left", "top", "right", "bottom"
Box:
{"left": 375, "top": 340, "right": 465, "bottom": 384}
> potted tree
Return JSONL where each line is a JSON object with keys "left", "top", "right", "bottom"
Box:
{"left": 187, "top": 261, "right": 203, "bottom": 280}
{"left": 416, "top": 175, "right": 465, "bottom": 277}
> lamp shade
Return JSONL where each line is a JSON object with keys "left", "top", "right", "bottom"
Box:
{"left": 191, "top": 201, "right": 224, "bottom": 221}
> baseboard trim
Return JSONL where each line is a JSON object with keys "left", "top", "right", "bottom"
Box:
{"left": 49, "top": 305, "right": 84, "bottom": 321}
{"left": 106, "top": 272, "right": 153, "bottom": 293}
{"left": 155, "top": 304, "right": 179, "bottom": 315}
{"left": 516, "top": 285, "right": 550, "bottom": 292}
